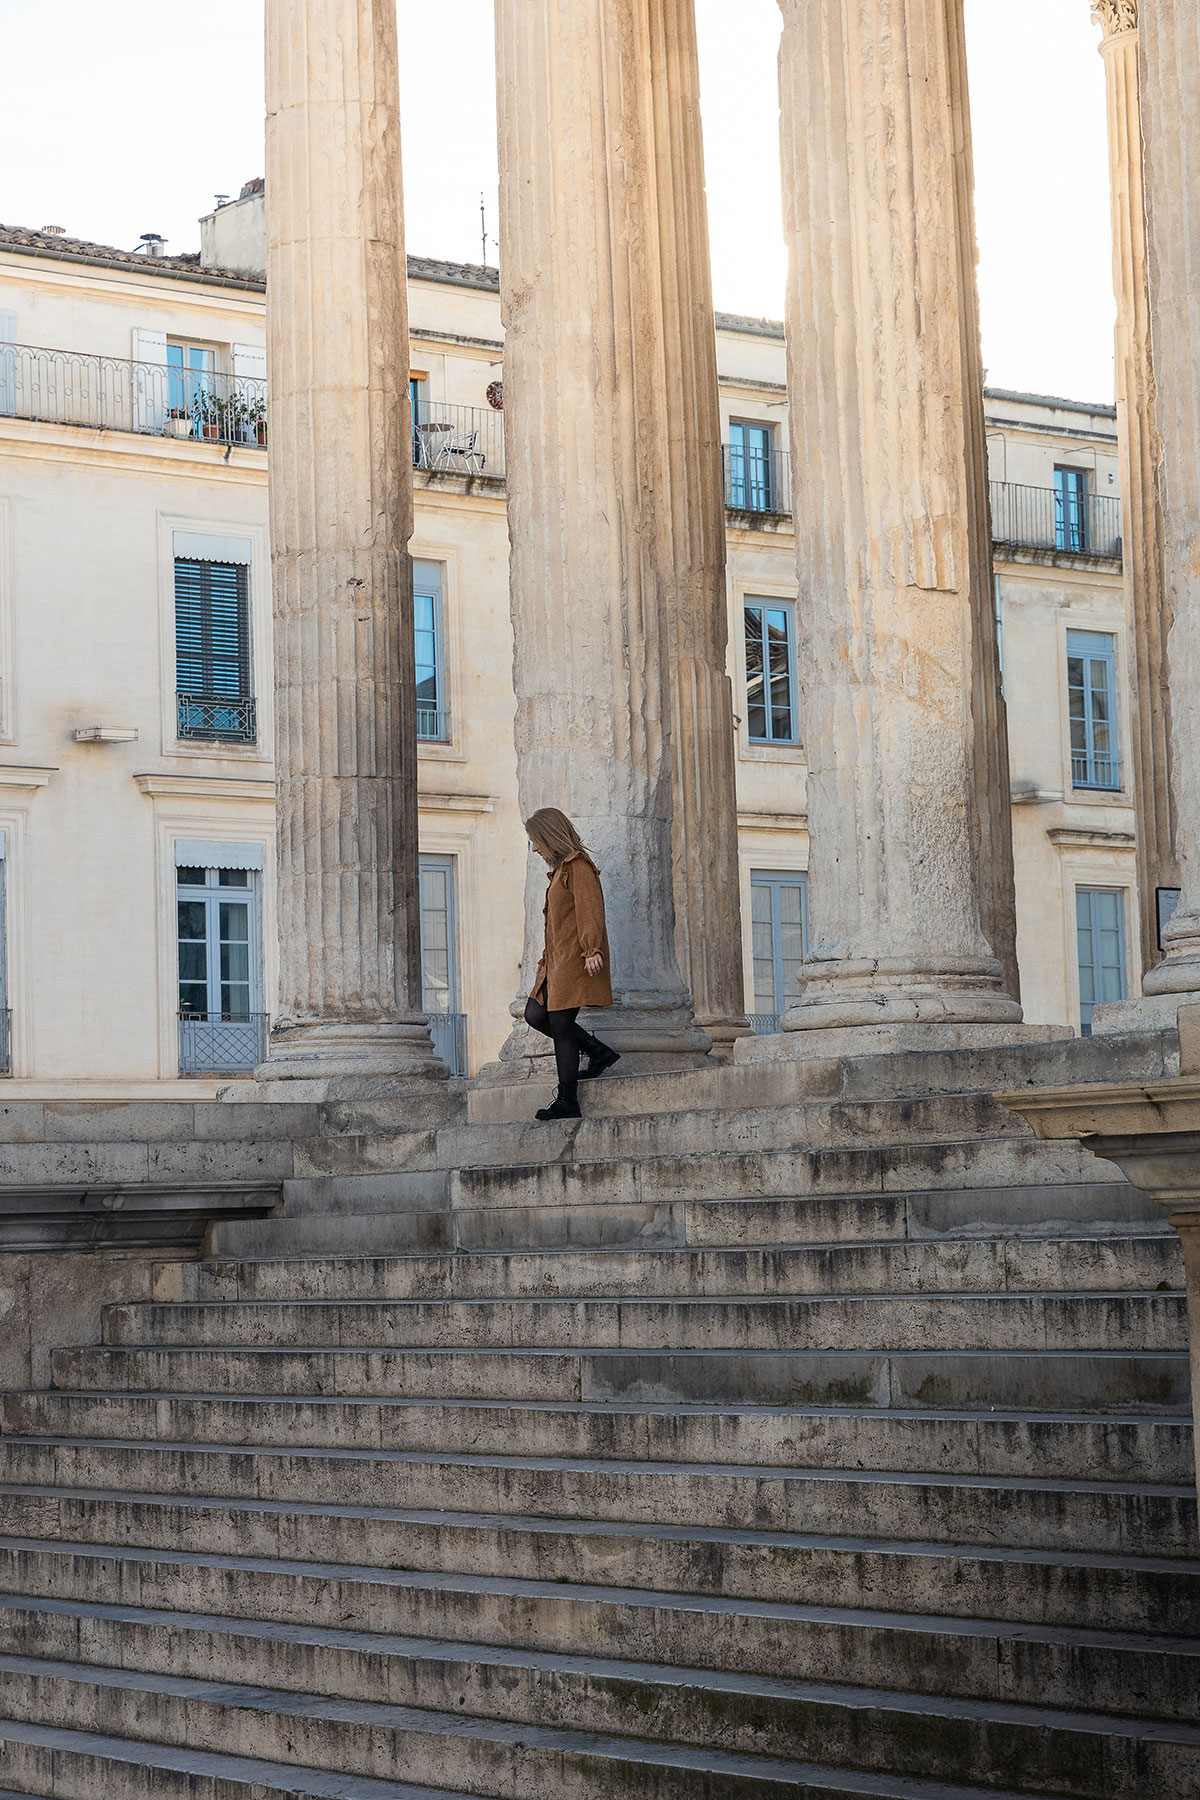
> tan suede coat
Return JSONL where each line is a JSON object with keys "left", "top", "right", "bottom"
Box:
{"left": 533, "top": 851, "right": 613, "bottom": 1010}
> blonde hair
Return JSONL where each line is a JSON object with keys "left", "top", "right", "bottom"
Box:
{"left": 525, "top": 807, "right": 587, "bottom": 869}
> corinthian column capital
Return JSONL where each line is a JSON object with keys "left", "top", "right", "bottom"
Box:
{"left": 1092, "top": 0, "right": 1138, "bottom": 43}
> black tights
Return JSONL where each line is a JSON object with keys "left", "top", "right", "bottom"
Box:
{"left": 524, "top": 994, "right": 592, "bottom": 1086}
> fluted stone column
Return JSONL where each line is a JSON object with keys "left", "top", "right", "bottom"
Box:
{"left": 651, "top": 0, "right": 748, "bottom": 1055}
{"left": 492, "top": 0, "right": 714, "bottom": 1065}
{"left": 257, "top": 0, "right": 443, "bottom": 1091}
{"left": 1099, "top": 0, "right": 1200, "bottom": 1027}
{"left": 767, "top": 0, "right": 1023, "bottom": 1043}
{"left": 1093, "top": 0, "right": 1176, "bottom": 982}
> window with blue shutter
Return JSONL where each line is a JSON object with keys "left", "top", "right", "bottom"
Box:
{"left": 749, "top": 870, "right": 808, "bottom": 1032}
{"left": 1066, "top": 629, "right": 1119, "bottom": 790}
{"left": 414, "top": 559, "right": 448, "bottom": 741}
{"left": 175, "top": 558, "right": 256, "bottom": 743}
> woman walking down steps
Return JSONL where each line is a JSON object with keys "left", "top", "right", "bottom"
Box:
{"left": 524, "top": 807, "right": 621, "bottom": 1120}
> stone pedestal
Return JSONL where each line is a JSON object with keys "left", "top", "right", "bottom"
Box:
{"left": 493, "top": 0, "right": 716, "bottom": 1066}
{"left": 773, "top": 0, "right": 1021, "bottom": 1043}
{"left": 256, "top": 0, "right": 443, "bottom": 1096}
{"left": 1097, "top": 1, "right": 1200, "bottom": 1031}
{"left": 1093, "top": 0, "right": 1176, "bottom": 982}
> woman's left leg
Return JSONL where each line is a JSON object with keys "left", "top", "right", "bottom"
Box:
{"left": 545, "top": 1007, "right": 582, "bottom": 1086}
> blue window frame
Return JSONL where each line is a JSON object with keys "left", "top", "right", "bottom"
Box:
{"left": 749, "top": 870, "right": 808, "bottom": 1031}
{"left": 167, "top": 341, "right": 215, "bottom": 416}
{"left": 419, "top": 854, "right": 468, "bottom": 1075}
{"left": 1075, "top": 886, "right": 1127, "bottom": 1037}
{"left": 1054, "top": 466, "right": 1090, "bottom": 553}
{"left": 745, "top": 598, "right": 798, "bottom": 743}
{"left": 1066, "top": 629, "right": 1119, "bottom": 790}
{"left": 727, "top": 420, "right": 775, "bottom": 513}
{"left": 414, "top": 559, "right": 448, "bottom": 741}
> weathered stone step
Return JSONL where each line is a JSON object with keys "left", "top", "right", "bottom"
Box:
{"left": 443, "top": 1136, "right": 1115, "bottom": 1213}
{"left": 4, "top": 1536, "right": 1198, "bottom": 1721}
{"left": 0, "top": 1652, "right": 1155, "bottom": 1800}
{"left": 49, "top": 1343, "right": 1194, "bottom": 1412}
{"left": 98, "top": 1290, "right": 1188, "bottom": 1356}
{"left": 9, "top": 1391, "right": 1192, "bottom": 1484}
{"left": 4, "top": 1436, "right": 1193, "bottom": 1555}
{"left": 6, "top": 1594, "right": 1198, "bottom": 1800}
{"left": 0, "top": 1718, "right": 491, "bottom": 1800}
{"left": 2, "top": 1484, "right": 1194, "bottom": 1630}
{"left": 212, "top": 1181, "right": 1163, "bottom": 1262}
{"left": 168, "top": 1233, "right": 1184, "bottom": 1305}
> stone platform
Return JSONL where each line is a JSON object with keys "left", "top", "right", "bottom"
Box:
{"left": 0, "top": 1030, "right": 1196, "bottom": 1795}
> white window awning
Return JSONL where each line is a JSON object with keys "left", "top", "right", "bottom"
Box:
{"left": 174, "top": 839, "right": 263, "bottom": 871}
{"left": 172, "top": 531, "right": 253, "bottom": 566}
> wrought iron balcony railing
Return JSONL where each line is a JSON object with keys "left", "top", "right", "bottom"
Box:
{"left": 990, "top": 480, "right": 1122, "bottom": 559}
{"left": 416, "top": 704, "right": 451, "bottom": 743}
{"left": 1072, "top": 750, "right": 1122, "bottom": 791}
{"left": 412, "top": 403, "right": 504, "bottom": 480}
{"left": 178, "top": 1011, "right": 269, "bottom": 1076}
{"left": 177, "top": 692, "right": 257, "bottom": 745}
{"left": 722, "top": 444, "right": 793, "bottom": 517}
{"left": 0, "top": 341, "right": 267, "bottom": 445}
{"left": 428, "top": 1010, "right": 469, "bottom": 1076}
{"left": 749, "top": 1010, "right": 782, "bottom": 1035}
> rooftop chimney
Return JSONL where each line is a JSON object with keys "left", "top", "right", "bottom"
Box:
{"left": 41, "top": 225, "right": 65, "bottom": 236}
{"left": 137, "top": 232, "right": 166, "bottom": 257}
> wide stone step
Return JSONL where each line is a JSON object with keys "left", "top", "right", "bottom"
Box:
{"left": 213, "top": 1181, "right": 1162, "bottom": 1261}
{"left": 2, "top": 1437, "right": 1194, "bottom": 1556}
{"left": 0, "top": 1653, "right": 1163, "bottom": 1800}
{"left": 97, "top": 1290, "right": 1188, "bottom": 1355}
{"left": 1, "top": 1485, "right": 1194, "bottom": 1631}
{"left": 299, "top": 1094, "right": 1026, "bottom": 1185}
{"left": 0, "top": 1719, "right": 491, "bottom": 1800}
{"left": 5, "top": 1595, "right": 1197, "bottom": 1800}
{"left": 441, "top": 1136, "right": 1115, "bottom": 1213}
{"left": 9, "top": 1391, "right": 1192, "bottom": 1483}
{"left": 4, "top": 1537, "right": 1198, "bottom": 1721}
{"left": 49, "top": 1343, "right": 1194, "bottom": 1412}
{"left": 168, "top": 1233, "right": 1184, "bottom": 1304}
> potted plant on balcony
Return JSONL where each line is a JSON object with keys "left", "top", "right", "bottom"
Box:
{"left": 166, "top": 407, "right": 193, "bottom": 439}
{"left": 237, "top": 390, "right": 268, "bottom": 447}
{"left": 191, "top": 389, "right": 225, "bottom": 442}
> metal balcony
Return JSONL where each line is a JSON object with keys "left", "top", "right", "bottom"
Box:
{"left": 749, "top": 1011, "right": 782, "bottom": 1035}
{"left": 0, "top": 342, "right": 267, "bottom": 445}
{"left": 990, "top": 480, "right": 1122, "bottom": 559}
{"left": 428, "top": 1010, "right": 469, "bottom": 1076}
{"left": 177, "top": 692, "right": 257, "bottom": 744}
{"left": 178, "top": 1011, "right": 269, "bottom": 1076}
{"left": 416, "top": 704, "right": 451, "bottom": 743}
{"left": 412, "top": 403, "right": 504, "bottom": 480}
{"left": 722, "top": 445, "right": 793, "bottom": 517}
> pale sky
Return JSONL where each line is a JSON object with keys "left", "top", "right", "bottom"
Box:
{"left": 0, "top": 0, "right": 1114, "bottom": 403}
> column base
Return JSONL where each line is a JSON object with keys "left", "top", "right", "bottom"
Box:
{"left": 1091, "top": 990, "right": 1200, "bottom": 1035}
{"left": 228, "top": 1018, "right": 450, "bottom": 1103}
{"left": 778, "top": 957, "right": 1023, "bottom": 1033}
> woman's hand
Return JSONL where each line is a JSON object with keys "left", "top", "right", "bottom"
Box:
{"left": 584, "top": 953, "right": 604, "bottom": 978}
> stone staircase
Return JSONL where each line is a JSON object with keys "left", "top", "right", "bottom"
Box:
{"left": 0, "top": 1039, "right": 1197, "bottom": 1797}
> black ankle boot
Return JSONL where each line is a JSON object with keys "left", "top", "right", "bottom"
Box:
{"left": 536, "top": 1082, "right": 581, "bottom": 1121}
{"left": 579, "top": 1033, "right": 621, "bottom": 1080}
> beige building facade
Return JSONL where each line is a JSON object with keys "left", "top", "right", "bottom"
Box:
{"left": 0, "top": 194, "right": 1134, "bottom": 1093}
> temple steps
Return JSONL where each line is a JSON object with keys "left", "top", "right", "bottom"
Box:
{"left": 45, "top": 1341, "right": 1193, "bottom": 1412}
{"left": 6, "top": 1393, "right": 1191, "bottom": 1483}
{"left": 3, "top": 1598, "right": 1198, "bottom": 1799}
{"left": 0, "top": 1486, "right": 1196, "bottom": 1628}
{"left": 1, "top": 1436, "right": 1193, "bottom": 1552}
{"left": 1, "top": 1650, "right": 1192, "bottom": 1800}
{"left": 2, "top": 1538, "right": 1199, "bottom": 1722}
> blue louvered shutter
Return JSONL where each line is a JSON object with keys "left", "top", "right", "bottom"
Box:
{"left": 174, "top": 559, "right": 254, "bottom": 740}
